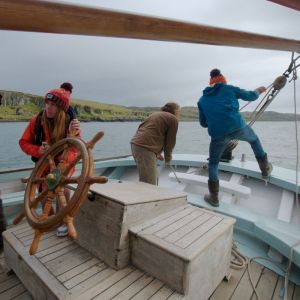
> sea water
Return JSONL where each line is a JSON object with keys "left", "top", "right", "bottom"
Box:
{"left": 0, "top": 121, "right": 298, "bottom": 171}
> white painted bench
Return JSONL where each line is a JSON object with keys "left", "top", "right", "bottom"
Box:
{"left": 169, "top": 172, "right": 251, "bottom": 198}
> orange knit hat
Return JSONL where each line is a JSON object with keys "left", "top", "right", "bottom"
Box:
{"left": 209, "top": 68, "right": 227, "bottom": 85}
{"left": 45, "top": 88, "right": 70, "bottom": 112}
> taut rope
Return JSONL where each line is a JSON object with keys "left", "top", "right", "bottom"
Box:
{"left": 224, "top": 52, "right": 300, "bottom": 153}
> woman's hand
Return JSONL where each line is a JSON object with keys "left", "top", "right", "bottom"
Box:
{"left": 69, "top": 119, "right": 80, "bottom": 135}
{"left": 38, "top": 142, "right": 50, "bottom": 156}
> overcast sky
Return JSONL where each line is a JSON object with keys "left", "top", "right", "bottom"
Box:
{"left": 1, "top": 0, "right": 299, "bottom": 112}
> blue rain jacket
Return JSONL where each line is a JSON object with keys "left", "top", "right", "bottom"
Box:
{"left": 198, "top": 83, "right": 259, "bottom": 140}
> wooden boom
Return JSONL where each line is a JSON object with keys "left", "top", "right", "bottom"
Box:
{"left": 0, "top": 0, "right": 299, "bottom": 52}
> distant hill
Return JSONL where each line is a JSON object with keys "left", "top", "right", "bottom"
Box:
{"left": 0, "top": 90, "right": 299, "bottom": 122}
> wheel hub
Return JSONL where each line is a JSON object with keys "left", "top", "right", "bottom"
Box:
{"left": 45, "top": 168, "right": 62, "bottom": 191}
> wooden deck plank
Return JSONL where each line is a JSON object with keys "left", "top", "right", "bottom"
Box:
{"left": 14, "top": 228, "right": 34, "bottom": 239}
{"left": 39, "top": 244, "right": 79, "bottom": 264}
{"left": 2, "top": 220, "right": 299, "bottom": 300}
{"left": 10, "top": 223, "right": 31, "bottom": 235}
{"left": 130, "top": 205, "right": 190, "bottom": 234}
{"left": 69, "top": 267, "right": 115, "bottom": 296}
{"left": 0, "top": 275, "right": 20, "bottom": 292}
{"left": 148, "top": 285, "right": 174, "bottom": 299}
{"left": 75, "top": 267, "right": 133, "bottom": 300}
{"left": 45, "top": 247, "right": 92, "bottom": 276}
{"left": 93, "top": 269, "right": 144, "bottom": 299}
{"left": 230, "top": 261, "right": 264, "bottom": 300}
{"left": 35, "top": 239, "right": 74, "bottom": 258}
{"left": 111, "top": 273, "right": 154, "bottom": 300}
{"left": 209, "top": 265, "right": 246, "bottom": 300}
{"left": 155, "top": 209, "right": 204, "bottom": 239}
{"left": 64, "top": 263, "right": 106, "bottom": 289}
{"left": 167, "top": 293, "right": 186, "bottom": 300}
{"left": 272, "top": 276, "right": 294, "bottom": 300}
{"left": 57, "top": 257, "right": 101, "bottom": 282}
{"left": 0, "top": 282, "right": 27, "bottom": 299}
{"left": 20, "top": 230, "right": 55, "bottom": 243}
{"left": 175, "top": 216, "right": 222, "bottom": 248}
{"left": 0, "top": 272, "right": 11, "bottom": 282}
{"left": 13, "top": 291, "right": 33, "bottom": 300}
{"left": 250, "top": 267, "right": 278, "bottom": 300}
{"left": 22, "top": 232, "right": 61, "bottom": 247}
{"left": 293, "top": 284, "right": 300, "bottom": 300}
{"left": 164, "top": 212, "right": 212, "bottom": 244}
{"left": 130, "top": 279, "right": 165, "bottom": 300}
{"left": 140, "top": 205, "right": 195, "bottom": 235}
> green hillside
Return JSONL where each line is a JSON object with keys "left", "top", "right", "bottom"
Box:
{"left": 0, "top": 90, "right": 299, "bottom": 122}
{"left": 0, "top": 90, "right": 149, "bottom": 122}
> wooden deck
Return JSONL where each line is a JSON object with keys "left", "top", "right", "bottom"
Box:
{"left": 0, "top": 222, "right": 299, "bottom": 300}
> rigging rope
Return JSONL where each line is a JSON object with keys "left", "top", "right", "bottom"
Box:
{"left": 225, "top": 53, "right": 300, "bottom": 153}
{"left": 229, "top": 57, "right": 299, "bottom": 299}
{"left": 291, "top": 56, "right": 300, "bottom": 223}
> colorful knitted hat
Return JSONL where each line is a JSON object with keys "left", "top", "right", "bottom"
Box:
{"left": 45, "top": 88, "right": 70, "bottom": 112}
{"left": 209, "top": 68, "right": 227, "bottom": 85}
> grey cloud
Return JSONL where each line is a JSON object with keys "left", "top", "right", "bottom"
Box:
{"left": 0, "top": 0, "right": 299, "bottom": 111}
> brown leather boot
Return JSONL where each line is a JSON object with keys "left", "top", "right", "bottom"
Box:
{"left": 204, "top": 180, "right": 219, "bottom": 207}
{"left": 256, "top": 153, "right": 273, "bottom": 178}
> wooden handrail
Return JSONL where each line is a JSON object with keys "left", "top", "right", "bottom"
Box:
{"left": 0, "top": 0, "right": 299, "bottom": 52}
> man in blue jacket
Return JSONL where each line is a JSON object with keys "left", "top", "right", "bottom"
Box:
{"left": 198, "top": 69, "right": 272, "bottom": 207}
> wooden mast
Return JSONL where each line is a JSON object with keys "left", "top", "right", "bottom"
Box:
{"left": 0, "top": 0, "right": 299, "bottom": 52}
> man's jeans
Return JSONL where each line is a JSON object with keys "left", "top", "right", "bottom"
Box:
{"left": 209, "top": 126, "right": 265, "bottom": 181}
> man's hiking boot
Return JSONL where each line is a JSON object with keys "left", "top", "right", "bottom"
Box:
{"left": 256, "top": 153, "right": 273, "bottom": 178}
{"left": 204, "top": 180, "right": 219, "bottom": 207}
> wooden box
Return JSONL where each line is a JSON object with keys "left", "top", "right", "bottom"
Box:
{"left": 74, "top": 180, "right": 187, "bottom": 269}
{"left": 130, "top": 204, "right": 235, "bottom": 299}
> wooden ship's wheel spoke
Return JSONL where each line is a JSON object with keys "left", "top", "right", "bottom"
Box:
{"left": 21, "top": 132, "right": 107, "bottom": 255}
{"left": 63, "top": 176, "right": 80, "bottom": 185}
{"left": 31, "top": 177, "right": 45, "bottom": 184}
{"left": 30, "top": 189, "right": 48, "bottom": 210}
{"left": 57, "top": 187, "right": 67, "bottom": 209}
{"left": 47, "top": 154, "right": 57, "bottom": 171}
{"left": 63, "top": 154, "right": 82, "bottom": 176}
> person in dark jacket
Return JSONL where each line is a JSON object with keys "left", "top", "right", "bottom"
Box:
{"left": 198, "top": 69, "right": 272, "bottom": 207}
{"left": 131, "top": 102, "right": 180, "bottom": 185}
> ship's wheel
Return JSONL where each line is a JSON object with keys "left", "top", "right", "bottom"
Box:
{"left": 14, "top": 132, "right": 107, "bottom": 255}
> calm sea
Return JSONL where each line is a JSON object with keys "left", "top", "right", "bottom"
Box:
{"left": 0, "top": 121, "right": 298, "bottom": 171}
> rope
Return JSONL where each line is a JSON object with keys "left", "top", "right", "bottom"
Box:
{"left": 230, "top": 242, "right": 248, "bottom": 269}
{"left": 230, "top": 242, "right": 261, "bottom": 300}
{"left": 291, "top": 62, "right": 300, "bottom": 223}
{"left": 169, "top": 165, "right": 181, "bottom": 183}
{"left": 231, "top": 238, "right": 300, "bottom": 300}
{"left": 224, "top": 53, "right": 300, "bottom": 154}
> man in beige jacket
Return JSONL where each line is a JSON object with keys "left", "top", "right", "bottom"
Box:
{"left": 131, "top": 102, "right": 180, "bottom": 185}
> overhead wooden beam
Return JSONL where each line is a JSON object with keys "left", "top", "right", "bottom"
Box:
{"left": 268, "top": 0, "right": 300, "bottom": 11}
{"left": 0, "top": 0, "right": 299, "bottom": 52}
